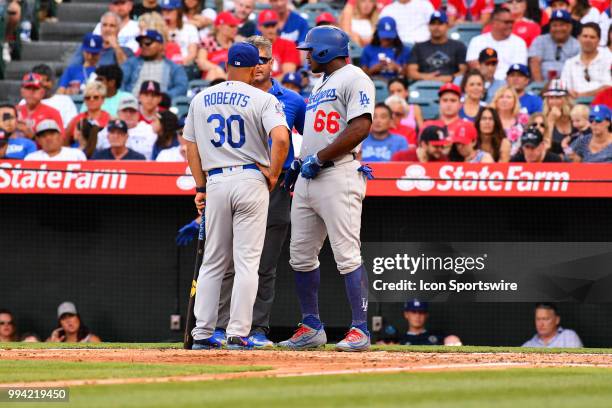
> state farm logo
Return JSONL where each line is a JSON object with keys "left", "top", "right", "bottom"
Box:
{"left": 397, "top": 165, "right": 435, "bottom": 191}
{"left": 176, "top": 166, "right": 196, "bottom": 190}
{"left": 396, "top": 164, "right": 570, "bottom": 193}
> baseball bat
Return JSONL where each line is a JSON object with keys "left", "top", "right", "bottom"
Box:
{"left": 183, "top": 218, "right": 206, "bottom": 349}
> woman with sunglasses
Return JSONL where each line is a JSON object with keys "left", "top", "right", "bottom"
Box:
{"left": 542, "top": 79, "right": 574, "bottom": 154}
{"left": 0, "top": 310, "right": 18, "bottom": 342}
{"left": 475, "top": 106, "right": 511, "bottom": 162}
{"left": 65, "top": 81, "right": 111, "bottom": 146}
{"left": 567, "top": 105, "right": 612, "bottom": 162}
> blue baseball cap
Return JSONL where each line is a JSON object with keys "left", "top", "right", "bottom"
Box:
{"left": 82, "top": 33, "right": 103, "bottom": 54}
{"left": 430, "top": 10, "right": 448, "bottom": 24}
{"left": 227, "top": 42, "right": 262, "bottom": 68}
{"left": 136, "top": 29, "right": 164, "bottom": 44}
{"left": 107, "top": 119, "right": 128, "bottom": 133}
{"left": 377, "top": 17, "right": 398, "bottom": 40}
{"left": 404, "top": 299, "right": 429, "bottom": 312}
{"left": 507, "top": 63, "right": 530, "bottom": 77}
{"left": 281, "top": 72, "right": 302, "bottom": 89}
{"left": 160, "top": 0, "right": 181, "bottom": 9}
{"left": 550, "top": 9, "right": 572, "bottom": 23}
{"left": 589, "top": 105, "right": 611, "bottom": 122}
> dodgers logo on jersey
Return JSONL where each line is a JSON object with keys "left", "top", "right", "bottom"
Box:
{"left": 358, "top": 91, "right": 370, "bottom": 108}
{"left": 306, "top": 88, "right": 337, "bottom": 111}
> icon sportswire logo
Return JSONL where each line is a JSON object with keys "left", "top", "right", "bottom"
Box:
{"left": 396, "top": 164, "right": 570, "bottom": 192}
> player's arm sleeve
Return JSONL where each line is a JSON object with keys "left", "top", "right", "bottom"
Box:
{"left": 261, "top": 95, "right": 290, "bottom": 135}
{"left": 182, "top": 100, "right": 197, "bottom": 143}
{"left": 293, "top": 96, "right": 306, "bottom": 135}
{"left": 345, "top": 76, "right": 375, "bottom": 123}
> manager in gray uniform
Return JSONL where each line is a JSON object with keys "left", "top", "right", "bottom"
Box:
{"left": 184, "top": 42, "right": 290, "bottom": 350}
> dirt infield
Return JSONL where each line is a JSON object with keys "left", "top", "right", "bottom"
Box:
{"left": 3, "top": 348, "right": 612, "bottom": 387}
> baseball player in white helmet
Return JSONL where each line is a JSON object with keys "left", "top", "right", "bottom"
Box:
{"left": 184, "top": 42, "right": 290, "bottom": 350}
{"left": 278, "top": 26, "right": 375, "bottom": 352}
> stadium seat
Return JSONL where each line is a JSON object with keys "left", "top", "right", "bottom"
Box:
{"left": 409, "top": 80, "right": 445, "bottom": 103}
{"left": 526, "top": 81, "right": 546, "bottom": 96}
{"left": 413, "top": 101, "right": 439, "bottom": 120}
{"left": 448, "top": 23, "right": 483, "bottom": 46}
{"left": 575, "top": 96, "right": 594, "bottom": 105}
{"left": 187, "top": 79, "right": 210, "bottom": 98}
{"left": 171, "top": 95, "right": 193, "bottom": 119}
{"left": 71, "top": 94, "right": 84, "bottom": 112}
{"left": 298, "top": 3, "right": 336, "bottom": 27}
{"left": 373, "top": 79, "right": 389, "bottom": 103}
{"left": 255, "top": 3, "right": 271, "bottom": 10}
{"left": 348, "top": 41, "right": 363, "bottom": 66}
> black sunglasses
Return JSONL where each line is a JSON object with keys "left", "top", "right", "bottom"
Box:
{"left": 139, "top": 40, "right": 154, "bottom": 47}
{"left": 258, "top": 56, "right": 272, "bottom": 64}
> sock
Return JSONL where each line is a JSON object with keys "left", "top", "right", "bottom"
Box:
{"left": 294, "top": 268, "right": 322, "bottom": 330}
{"left": 344, "top": 265, "right": 369, "bottom": 335}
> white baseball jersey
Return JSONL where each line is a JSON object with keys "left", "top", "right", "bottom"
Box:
{"left": 183, "top": 81, "right": 289, "bottom": 171}
{"left": 300, "top": 64, "right": 375, "bottom": 158}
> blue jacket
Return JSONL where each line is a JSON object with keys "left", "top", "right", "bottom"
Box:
{"left": 268, "top": 79, "right": 306, "bottom": 169}
{"left": 121, "top": 57, "right": 188, "bottom": 99}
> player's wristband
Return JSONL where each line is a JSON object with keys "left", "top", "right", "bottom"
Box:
{"left": 195, "top": 186, "right": 206, "bottom": 193}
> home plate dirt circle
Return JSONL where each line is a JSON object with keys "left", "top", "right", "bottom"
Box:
{"left": 2, "top": 349, "right": 612, "bottom": 387}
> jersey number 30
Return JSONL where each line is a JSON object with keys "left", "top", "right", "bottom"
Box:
{"left": 313, "top": 110, "right": 340, "bottom": 133}
{"left": 208, "top": 114, "right": 246, "bottom": 148}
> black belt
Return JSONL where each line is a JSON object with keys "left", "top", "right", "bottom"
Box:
{"left": 321, "top": 153, "right": 356, "bottom": 168}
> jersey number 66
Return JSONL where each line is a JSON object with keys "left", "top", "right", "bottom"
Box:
{"left": 313, "top": 110, "right": 340, "bottom": 134}
{"left": 207, "top": 114, "right": 246, "bottom": 148}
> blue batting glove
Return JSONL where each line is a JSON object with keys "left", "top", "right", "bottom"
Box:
{"left": 282, "top": 159, "right": 302, "bottom": 191}
{"left": 176, "top": 220, "right": 199, "bottom": 246}
{"left": 358, "top": 164, "right": 375, "bottom": 180}
{"left": 300, "top": 154, "right": 323, "bottom": 179}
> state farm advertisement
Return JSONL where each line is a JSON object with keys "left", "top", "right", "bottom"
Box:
{"left": 1, "top": 161, "right": 611, "bottom": 197}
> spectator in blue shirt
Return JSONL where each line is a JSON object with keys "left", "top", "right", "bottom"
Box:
{"left": 58, "top": 34, "right": 104, "bottom": 95}
{"left": 361, "top": 103, "right": 408, "bottom": 162}
{"left": 0, "top": 104, "right": 37, "bottom": 160}
{"left": 92, "top": 119, "right": 146, "bottom": 160}
{"left": 506, "top": 63, "right": 543, "bottom": 115}
{"left": 268, "top": 0, "right": 310, "bottom": 44}
{"left": 522, "top": 303, "right": 583, "bottom": 348}
{"left": 361, "top": 17, "right": 410, "bottom": 80}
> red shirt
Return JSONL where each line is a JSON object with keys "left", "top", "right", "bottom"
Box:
{"left": 66, "top": 111, "right": 111, "bottom": 143}
{"left": 272, "top": 38, "right": 300, "bottom": 78}
{"left": 590, "top": 0, "right": 610, "bottom": 12}
{"left": 482, "top": 18, "right": 541, "bottom": 47}
{"left": 446, "top": 0, "right": 494, "bottom": 21}
{"left": 592, "top": 87, "right": 612, "bottom": 110}
{"left": 391, "top": 147, "right": 448, "bottom": 161}
{"left": 390, "top": 125, "right": 417, "bottom": 146}
{"left": 16, "top": 102, "right": 64, "bottom": 136}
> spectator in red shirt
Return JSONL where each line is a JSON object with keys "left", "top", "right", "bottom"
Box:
{"left": 482, "top": 0, "right": 541, "bottom": 46}
{"left": 257, "top": 10, "right": 300, "bottom": 79}
{"left": 447, "top": 0, "right": 495, "bottom": 25}
{"left": 196, "top": 11, "right": 239, "bottom": 80}
{"left": 65, "top": 81, "right": 111, "bottom": 145}
{"left": 392, "top": 125, "right": 451, "bottom": 161}
{"left": 423, "top": 83, "right": 463, "bottom": 131}
{"left": 138, "top": 80, "right": 162, "bottom": 124}
{"left": 16, "top": 73, "right": 64, "bottom": 140}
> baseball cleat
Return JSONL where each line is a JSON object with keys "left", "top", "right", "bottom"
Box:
{"left": 226, "top": 336, "right": 255, "bottom": 350}
{"left": 277, "top": 323, "right": 327, "bottom": 350}
{"left": 335, "top": 327, "right": 370, "bottom": 352}
{"left": 192, "top": 336, "right": 223, "bottom": 350}
{"left": 212, "top": 328, "right": 227, "bottom": 346}
{"left": 248, "top": 332, "right": 274, "bottom": 348}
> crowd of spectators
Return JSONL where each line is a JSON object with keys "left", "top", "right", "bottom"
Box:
{"left": 1, "top": 0, "right": 611, "bottom": 163}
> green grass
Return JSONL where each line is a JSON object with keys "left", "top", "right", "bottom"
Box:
{"left": 0, "top": 360, "right": 270, "bottom": 383}
{"left": 3, "top": 342, "right": 612, "bottom": 354}
{"left": 10, "top": 367, "right": 612, "bottom": 408}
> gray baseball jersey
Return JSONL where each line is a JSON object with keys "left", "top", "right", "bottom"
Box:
{"left": 183, "top": 80, "right": 288, "bottom": 170}
{"left": 290, "top": 64, "right": 374, "bottom": 275}
{"left": 300, "top": 64, "right": 375, "bottom": 158}
{"left": 187, "top": 80, "right": 289, "bottom": 340}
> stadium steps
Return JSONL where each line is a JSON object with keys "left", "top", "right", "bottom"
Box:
{"left": 0, "top": 1, "right": 99, "bottom": 104}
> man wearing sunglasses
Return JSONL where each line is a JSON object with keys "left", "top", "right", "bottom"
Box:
{"left": 466, "top": 6, "right": 527, "bottom": 80}
{"left": 257, "top": 10, "right": 300, "bottom": 80}
{"left": 528, "top": 9, "right": 579, "bottom": 82}
{"left": 561, "top": 23, "right": 612, "bottom": 98}
{"left": 121, "top": 30, "right": 188, "bottom": 99}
